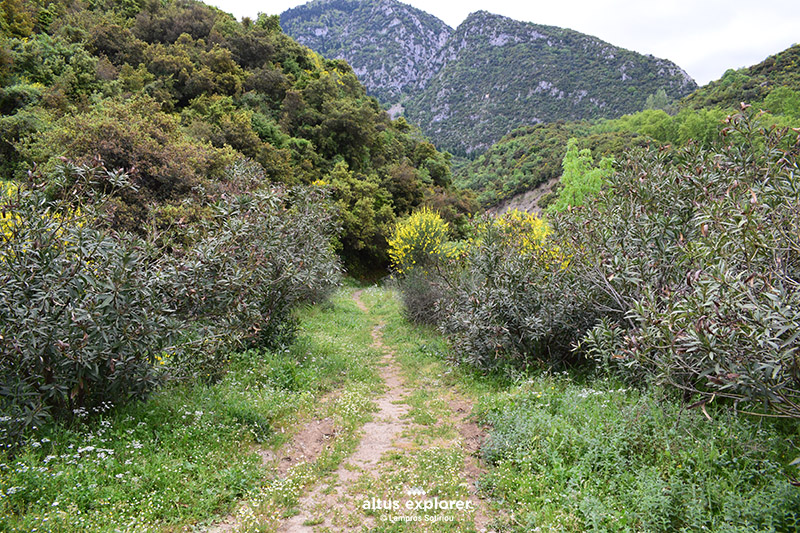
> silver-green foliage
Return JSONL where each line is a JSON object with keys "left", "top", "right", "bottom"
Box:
{"left": 0, "top": 164, "right": 174, "bottom": 443}
{"left": 435, "top": 109, "right": 800, "bottom": 418}
{"left": 0, "top": 161, "right": 342, "bottom": 445}
{"left": 437, "top": 218, "right": 593, "bottom": 370}
{"left": 569, "top": 109, "right": 800, "bottom": 417}
{"left": 155, "top": 184, "right": 342, "bottom": 380}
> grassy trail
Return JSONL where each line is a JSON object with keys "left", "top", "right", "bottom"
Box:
{"left": 267, "top": 287, "right": 495, "bottom": 532}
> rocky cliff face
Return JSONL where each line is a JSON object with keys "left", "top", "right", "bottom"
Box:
{"left": 280, "top": 0, "right": 451, "bottom": 104}
{"left": 282, "top": 1, "right": 697, "bottom": 154}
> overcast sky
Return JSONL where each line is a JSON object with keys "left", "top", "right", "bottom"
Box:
{"left": 208, "top": 0, "right": 800, "bottom": 86}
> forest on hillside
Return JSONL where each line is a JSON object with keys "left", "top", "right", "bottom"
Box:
{"left": 0, "top": 0, "right": 474, "bottom": 272}
{"left": 456, "top": 44, "right": 800, "bottom": 209}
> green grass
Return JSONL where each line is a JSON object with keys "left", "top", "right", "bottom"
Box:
{"left": 0, "top": 287, "right": 383, "bottom": 532}
{"left": 474, "top": 376, "right": 800, "bottom": 532}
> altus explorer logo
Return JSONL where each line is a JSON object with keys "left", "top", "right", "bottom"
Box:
{"left": 361, "top": 487, "right": 475, "bottom": 513}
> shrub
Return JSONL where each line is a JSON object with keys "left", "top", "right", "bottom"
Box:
{"left": 18, "top": 95, "right": 229, "bottom": 230}
{"left": 566, "top": 109, "right": 800, "bottom": 417}
{"left": 0, "top": 159, "right": 342, "bottom": 444}
{"left": 8, "top": 34, "right": 100, "bottom": 100}
{"left": 153, "top": 184, "right": 342, "bottom": 380}
{"left": 392, "top": 267, "right": 449, "bottom": 325}
{"left": 0, "top": 166, "right": 176, "bottom": 445}
{"left": 437, "top": 210, "right": 588, "bottom": 369}
{"left": 388, "top": 207, "right": 454, "bottom": 324}
{"left": 431, "top": 109, "right": 800, "bottom": 417}
{"left": 387, "top": 207, "right": 451, "bottom": 275}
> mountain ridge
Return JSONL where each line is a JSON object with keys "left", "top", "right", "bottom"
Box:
{"left": 281, "top": 0, "right": 452, "bottom": 104}
{"left": 281, "top": 0, "right": 697, "bottom": 154}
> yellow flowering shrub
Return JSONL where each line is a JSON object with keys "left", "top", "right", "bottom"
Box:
{"left": 387, "top": 207, "right": 452, "bottom": 275}
{"left": 494, "top": 208, "right": 550, "bottom": 252}
{"left": 497, "top": 209, "right": 569, "bottom": 269}
{"left": 457, "top": 209, "right": 566, "bottom": 270}
{"left": 1, "top": 181, "right": 23, "bottom": 243}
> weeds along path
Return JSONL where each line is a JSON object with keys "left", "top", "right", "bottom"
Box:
{"left": 274, "top": 287, "right": 493, "bottom": 532}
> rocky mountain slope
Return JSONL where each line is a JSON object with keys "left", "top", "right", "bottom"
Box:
{"left": 280, "top": 0, "right": 451, "bottom": 105}
{"left": 281, "top": 0, "right": 697, "bottom": 154}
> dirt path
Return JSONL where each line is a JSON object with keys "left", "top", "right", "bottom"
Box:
{"left": 278, "top": 290, "right": 412, "bottom": 531}
{"left": 207, "top": 288, "right": 493, "bottom": 532}
{"left": 276, "top": 289, "right": 492, "bottom": 532}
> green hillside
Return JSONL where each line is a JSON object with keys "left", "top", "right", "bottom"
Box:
{"left": 456, "top": 43, "right": 800, "bottom": 210}
{"left": 0, "top": 0, "right": 472, "bottom": 273}
{"left": 454, "top": 122, "right": 647, "bottom": 206}
{"left": 681, "top": 43, "right": 800, "bottom": 112}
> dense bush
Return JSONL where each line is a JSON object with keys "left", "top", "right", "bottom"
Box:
{"left": 387, "top": 207, "right": 451, "bottom": 275}
{"left": 20, "top": 95, "right": 225, "bottom": 230}
{"left": 155, "top": 184, "right": 342, "bottom": 379}
{"left": 0, "top": 167, "right": 176, "bottom": 445}
{"left": 387, "top": 208, "right": 454, "bottom": 324}
{"left": 436, "top": 210, "right": 590, "bottom": 369}
{"left": 0, "top": 160, "right": 342, "bottom": 445}
{"left": 573, "top": 110, "right": 800, "bottom": 417}
{"left": 406, "top": 109, "right": 800, "bottom": 418}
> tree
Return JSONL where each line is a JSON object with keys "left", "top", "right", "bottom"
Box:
{"left": 549, "top": 137, "right": 613, "bottom": 212}
{"left": 643, "top": 88, "right": 676, "bottom": 115}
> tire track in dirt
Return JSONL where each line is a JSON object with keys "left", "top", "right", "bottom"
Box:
{"left": 207, "top": 398, "right": 339, "bottom": 533}
{"left": 450, "top": 398, "right": 492, "bottom": 531}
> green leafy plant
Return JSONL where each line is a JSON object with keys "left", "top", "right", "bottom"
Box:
{"left": 0, "top": 164, "right": 176, "bottom": 444}
{"left": 549, "top": 137, "right": 614, "bottom": 212}
{"left": 565, "top": 108, "right": 800, "bottom": 417}
{"left": 154, "top": 184, "right": 342, "bottom": 380}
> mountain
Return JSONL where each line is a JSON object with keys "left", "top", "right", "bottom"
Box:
{"left": 280, "top": 0, "right": 451, "bottom": 106}
{"left": 405, "top": 11, "right": 695, "bottom": 154}
{"left": 455, "top": 42, "right": 800, "bottom": 210}
{"left": 281, "top": 0, "right": 697, "bottom": 154}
